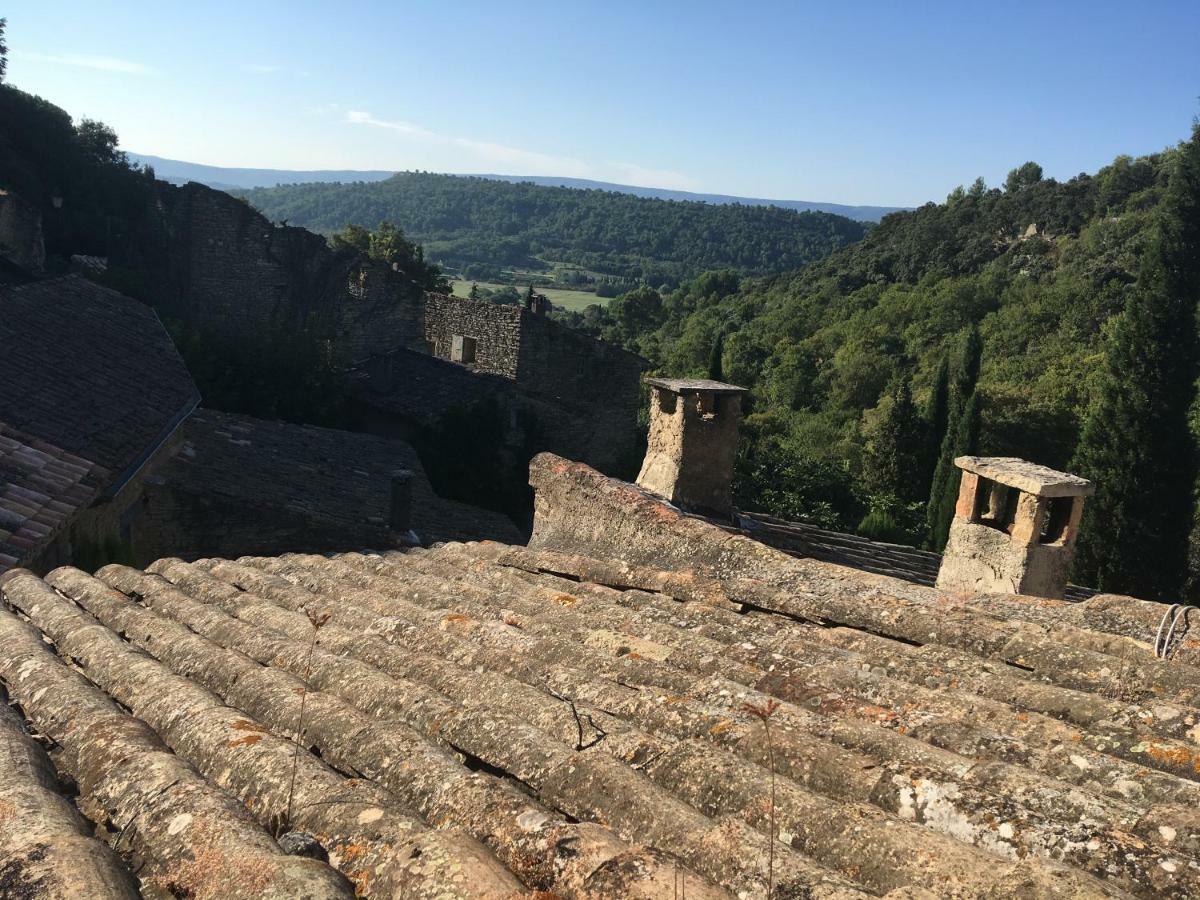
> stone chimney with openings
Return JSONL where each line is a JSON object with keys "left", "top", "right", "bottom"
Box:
{"left": 936, "top": 456, "right": 1094, "bottom": 599}
{"left": 636, "top": 377, "right": 747, "bottom": 517}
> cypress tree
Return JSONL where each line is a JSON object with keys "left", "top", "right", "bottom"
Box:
{"left": 708, "top": 329, "right": 726, "bottom": 381}
{"left": 864, "top": 375, "right": 926, "bottom": 503}
{"left": 952, "top": 325, "right": 983, "bottom": 402}
{"left": 927, "top": 390, "right": 981, "bottom": 549}
{"left": 1072, "top": 125, "right": 1200, "bottom": 600}
{"left": 927, "top": 325, "right": 983, "bottom": 549}
{"left": 922, "top": 354, "right": 951, "bottom": 496}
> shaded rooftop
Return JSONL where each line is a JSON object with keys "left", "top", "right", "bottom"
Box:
{"left": 0, "top": 276, "right": 200, "bottom": 485}
{"left": 158, "top": 408, "right": 522, "bottom": 546}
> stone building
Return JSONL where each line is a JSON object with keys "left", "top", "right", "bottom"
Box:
{"left": 357, "top": 290, "right": 647, "bottom": 475}
{"left": 0, "top": 275, "right": 521, "bottom": 575}
{"left": 134, "top": 180, "right": 646, "bottom": 476}
{"left": 0, "top": 189, "right": 45, "bottom": 277}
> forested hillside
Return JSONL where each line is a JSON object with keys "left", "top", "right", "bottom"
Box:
{"left": 562, "top": 136, "right": 1200, "bottom": 601}
{"left": 237, "top": 173, "right": 868, "bottom": 285}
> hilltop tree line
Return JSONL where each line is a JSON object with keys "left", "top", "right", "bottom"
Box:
{"left": 560, "top": 127, "right": 1200, "bottom": 601}
{"left": 235, "top": 172, "right": 868, "bottom": 285}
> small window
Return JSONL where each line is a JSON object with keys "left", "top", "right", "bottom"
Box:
{"left": 451, "top": 334, "right": 477, "bottom": 363}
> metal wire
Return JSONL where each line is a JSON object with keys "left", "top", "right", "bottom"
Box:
{"left": 1154, "top": 603, "right": 1199, "bottom": 659}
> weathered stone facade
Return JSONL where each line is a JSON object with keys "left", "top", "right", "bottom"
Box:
{"left": 144, "top": 183, "right": 427, "bottom": 366}
{"left": 936, "top": 456, "right": 1094, "bottom": 599}
{"left": 423, "top": 292, "right": 523, "bottom": 377}
{"left": 340, "top": 261, "right": 427, "bottom": 362}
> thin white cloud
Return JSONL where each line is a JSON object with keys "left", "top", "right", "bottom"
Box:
{"left": 345, "top": 109, "right": 694, "bottom": 189}
{"left": 243, "top": 63, "right": 310, "bottom": 77}
{"left": 14, "top": 50, "right": 154, "bottom": 75}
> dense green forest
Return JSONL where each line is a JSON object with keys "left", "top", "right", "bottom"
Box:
{"left": 557, "top": 135, "right": 1200, "bottom": 600}
{"left": 236, "top": 172, "right": 868, "bottom": 286}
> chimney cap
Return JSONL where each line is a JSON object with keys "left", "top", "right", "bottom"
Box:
{"left": 644, "top": 377, "right": 747, "bottom": 395}
{"left": 954, "top": 456, "right": 1094, "bottom": 498}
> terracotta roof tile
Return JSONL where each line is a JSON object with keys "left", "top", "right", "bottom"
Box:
{"left": 1, "top": 455, "right": 1197, "bottom": 896}
{"left": 0, "top": 421, "right": 106, "bottom": 574}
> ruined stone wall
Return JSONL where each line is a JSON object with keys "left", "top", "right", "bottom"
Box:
{"left": 149, "top": 183, "right": 346, "bottom": 333}
{"left": 423, "top": 293, "right": 522, "bottom": 378}
{"left": 0, "top": 190, "right": 45, "bottom": 273}
{"left": 515, "top": 312, "right": 645, "bottom": 474}
{"left": 338, "top": 262, "right": 426, "bottom": 362}
{"left": 516, "top": 312, "right": 643, "bottom": 407}
{"left": 147, "top": 183, "right": 426, "bottom": 361}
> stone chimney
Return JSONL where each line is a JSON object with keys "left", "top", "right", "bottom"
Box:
{"left": 636, "top": 377, "right": 747, "bottom": 517}
{"left": 936, "top": 456, "right": 1094, "bottom": 599}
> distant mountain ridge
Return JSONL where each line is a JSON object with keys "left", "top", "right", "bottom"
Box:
{"left": 470, "top": 174, "right": 909, "bottom": 223}
{"left": 127, "top": 153, "right": 905, "bottom": 223}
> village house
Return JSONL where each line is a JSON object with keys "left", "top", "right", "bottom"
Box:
{"left": 0, "top": 275, "right": 520, "bottom": 576}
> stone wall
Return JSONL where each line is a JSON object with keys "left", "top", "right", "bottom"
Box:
{"left": 0, "top": 190, "right": 45, "bottom": 273}
{"left": 516, "top": 312, "right": 645, "bottom": 474}
{"left": 516, "top": 312, "right": 644, "bottom": 407}
{"left": 338, "top": 262, "right": 426, "bottom": 363}
{"left": 151, "top": 182, "right": 347, "bottom": 333}
{"left": 423, "top": 293, "right": 522, "bottom": 378}
{"left": 148, "top": 183, "right": 429, "bottom": 363}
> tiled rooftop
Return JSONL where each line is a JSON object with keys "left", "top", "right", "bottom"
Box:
{"left": 721, "top": 510, "right": 1098, "bottom": 602}
{"left": 0, "top": 276, "right": 200, "bottom": 482}
{"left": 2, "top": 455, "right": 1199, "bottom": 897}
{"left": 349, "top": 347, "right": 508, "bottom": 424}
{"left": 0, "top": 421, "right": 107, "bottom": 574}
{"left": 158, "top": 409, "right": 522, "bottom": 547}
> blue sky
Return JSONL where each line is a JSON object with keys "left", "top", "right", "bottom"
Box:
{"left": 4, "top": 1, "right": 1198, "bottom": 206}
